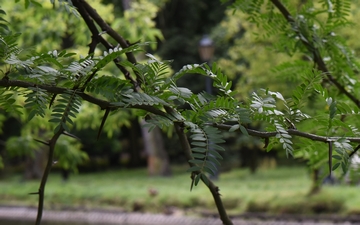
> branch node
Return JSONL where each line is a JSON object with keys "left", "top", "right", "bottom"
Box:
{"left": 263, "top": 137, "right": 269, "bottom": 149}
{"left": 98, "top": 30, "right": 107, "bottom": 36}
{"left": 215, "top": 186, "right": 221, "bottom": 196}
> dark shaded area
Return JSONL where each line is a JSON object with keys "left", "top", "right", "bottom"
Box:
{"left": 155, "top": 0, "right": 228, "bottom": 93}
{"left": 0, "top": 115, "right": 22, "bottom": 177}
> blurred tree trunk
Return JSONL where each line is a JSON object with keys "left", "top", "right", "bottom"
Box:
{"left": 24, "top": 129, "right": 47, "bottom": 180}
{"left": 141, "top": 120, "right": 171, "bottom": 176}
{"left": 309, "top": 168, "right": 322, "bottom": 195}
{"left": 24, "top": 149, "right": 46, "bottom": 180}
{"left": 121, "top": 0, "right": 171, "bottom": 175}
{"left": 127, "top": 119, "right": 144, "bottom": 167}
{"left": 122, "top": 0, "right": 130, "bottom": 10}
{"left": 239, "top": 146, "right": 259, "bottom": 174}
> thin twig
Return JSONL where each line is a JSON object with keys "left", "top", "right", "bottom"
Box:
{"left": 78, "top": 0, "right": 142, "bottom": 87}
{"left": 71, "top": 0, "right": 138, "bottom": 89}
{"left": 214, "top": 124, "right": 360, "bottom": 143}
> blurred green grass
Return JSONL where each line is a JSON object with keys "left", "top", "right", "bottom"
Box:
{"left": 0, "top": 166, "right": 359, "bottom": 216}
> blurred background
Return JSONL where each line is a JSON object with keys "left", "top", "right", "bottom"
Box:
{"left": 1, "top": 0, "right": 360, "bottom": 223}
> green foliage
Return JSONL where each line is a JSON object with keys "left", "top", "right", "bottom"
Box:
{"left": 16, "top": 0, "right": 42, "bottom": 9}
{"left": 24, "top": 87, "right": 48, "bottom": 120}
{"left": 136, "top": 53, "right": 172, "bottom": 94}
{"left": 215, "top": 0, "right": 360, "bottom": 178}
{"left": 119, "top": 91, "right": 170, "bottom": 107}
{"left": 332, "top": 138, "right": 352, "bottom": 173}
{"left": 187, "top": 124, "right": 225, "bottom": 180}
{"left": 54, "top": 136, "right": 88, "bottom": 172}
{"left": 250, "top": 90, "right": 294, "bottom": 156}
{"left": 111, "top": 0, "right": 164, "bottom": 50}
{"left": 0, "top": 8, "right": 9, "bottom": 32}
{"left": 86, "top": 76, "right": 131, "bottom": 101}
{"left": 50, "top": 0, "right": 79, "bottom": 17}
{"left": 5, "top": 134, "right": 41, "bottom": 158}
{"left": 0, "top": 32, "right": 21, "bottom": 64}
{"left": 49, "top": 91, "right": 81, "bottom": 133}
{"left": 2, "top": 0, "right": 360, "bottom": 207}
{"left": 0, "top": 87, "right": 23, "bottom": 115}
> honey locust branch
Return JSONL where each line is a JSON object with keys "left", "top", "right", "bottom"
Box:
{"left": 35, "top": 128, "right": 63, "bottom": 225}
{"left": 165, "top": 105, "right": 233, "bottom": 225}
{"left": 213, "top": 124, "right": 360, "bottom": 143}
{"left": 71, "top": 0, "right": 137, "bottom": 88}
{"left": 173, "top": 121, "right": 234, "bottom": 225}
{"left": 73, "top": 0, "right": 141, "bottom": 88}
{"left": 0, "top": 79, "right": 169, "bottom": 118}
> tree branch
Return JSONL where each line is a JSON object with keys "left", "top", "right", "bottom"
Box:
{"left": 0, "top": 79, "right": 169, "bottom": 118}
{"left": 214, "top": 124, "right": 360, "bottom": 143}
{"left": 71, "top": 0, "right": 138, "bottom": 89}
{"left": 270, "top": 0, "right": 360, "bottom": 108}
{"left": 173, "top": 121, "right": 233, "bottom": 225}
{"left": 165, "top": 105, "right": 233, "bottom": 225}
{"left": 35, "top": 128, "right": 63, "bottom": 225}
{"left": 75, "top": 0, "right": 142, "bottom": 87}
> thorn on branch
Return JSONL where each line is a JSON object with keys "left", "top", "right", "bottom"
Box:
{"left": 263, "top": 137, "right": 269, "bottom": 149}
{"left": 2, "top": 71, "right": 9, "bottom": 81}
{"left": 349, "top": 144, "right": 360, "bottom": 158}
{"left": 126, "top": 39, "right": 141, "bottom": 46}
{"left": 190, "top": 172, "right": 195, "bottom": 191}
{"left": 29, "top": 191, "right": 40, "bottom": 195}
{"left": 62, "top": 131, "right": 81, "bottom": 140}
{"left": 49, "top": 94, "right": 57, "bottom": 108}
{"left": 34, "top": 139, "right": 50, "bottom": 146}
{"left": 215, "top": 186, "right": 221, "bottom": 196}
{"left": 97, "top": 108, "right": 111, "bottom": 140}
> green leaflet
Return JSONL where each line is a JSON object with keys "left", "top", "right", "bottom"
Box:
{"left": 0, "top": 87, "right": 23, "bottom": 115}
{"left": 48, "top": 91, "right": 81, "bottom": 133}
{"left": 187, "top": 123, "right": 225, "bottom": 187}
{"left": 24, "top": 87, "right": 48, "bottom": 120}
{"left": 96, "top": 45, "right": 141, "bottom": 70}
{"left": 120, "top": 92, "right": 170, "bottom": 107}
{"left": 86, "top": 76, "right": 132, "bottom": 101}
{"left": 250, "top": 90, "right": 295, "bottom": 157}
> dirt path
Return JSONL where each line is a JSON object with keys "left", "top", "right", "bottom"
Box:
{"left": 0, "top": 206, "right": 356, "bottom": 225}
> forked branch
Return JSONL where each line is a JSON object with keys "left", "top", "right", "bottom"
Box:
{"left": 173, "top": 121, "right": 233, "bottom": 225}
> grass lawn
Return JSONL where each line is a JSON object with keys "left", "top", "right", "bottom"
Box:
{"left": 1, "top": 166, "right": 360, "bottom": 216}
